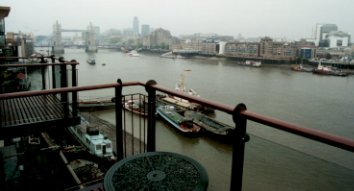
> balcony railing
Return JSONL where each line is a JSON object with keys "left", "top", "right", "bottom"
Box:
{"left": 1, "top": 78, "right": 353, "bottom": 191}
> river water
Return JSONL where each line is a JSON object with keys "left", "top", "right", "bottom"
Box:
{"left": 45, "top": 48, "right": 354, "bottom": 190}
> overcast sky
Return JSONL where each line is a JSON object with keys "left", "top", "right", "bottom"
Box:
{"left": 2, "top": 0, "right": 353, "bottom": 40}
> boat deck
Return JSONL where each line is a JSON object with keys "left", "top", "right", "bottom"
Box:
{"left": 0, "top": 94, "right": 80, "bottom": 138}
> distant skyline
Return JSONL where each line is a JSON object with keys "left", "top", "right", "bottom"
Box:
{"left": 2, "top": 0, "right": 354, "bottom": 40}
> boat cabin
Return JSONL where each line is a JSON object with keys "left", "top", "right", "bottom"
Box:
{"left": 69, "top": 122, "right": 114, "bottom": 158}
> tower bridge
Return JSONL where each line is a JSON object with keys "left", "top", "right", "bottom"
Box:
{"left": 52, "top": 21, "right": 98, "bottom": 54}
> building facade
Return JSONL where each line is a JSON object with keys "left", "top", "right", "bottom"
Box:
{"left": 0, "top": 6, "right": 10, "bottom": 58}
{"left": 224, "top": 42, "right": 260, "bottom": 58}
{"left": 315, "top": 24, "right": 338, "bottom": 47}
{"left": 133, "top": 16, "right": 139, "bottom": 36}
{"left": 141, "top": 24, "right": 150, "bottom": 37}
{"left": 327, "top": 31, "right": 351, "bottom": 48}
{"left": 259, "top": 37, "right": 297, "bottom": 61}
{"left": 144, "top": 28, "right": 172, "bottom": 49}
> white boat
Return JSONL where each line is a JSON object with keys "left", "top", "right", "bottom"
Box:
{"left": 87, "top": 58, "right": 96, "bottom": 65}
{"left": 127, "top": 50, "right": 140, "bottom": 57}
{"left": 123, "top": 98, "right": 148, "bottom": 116}
{"left": 68, "top": 117, "right": 114, "bottom": 159}
{"left": 244, "top": 60, "right": 262, "bottom": 67}
{"left": 160, "top": 70, "right": 214, "bottom": 114}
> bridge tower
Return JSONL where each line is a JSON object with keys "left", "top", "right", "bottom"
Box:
{"left": 52, "top": 21, "right": 64, "bottom": 54}
{"left": 85, "top": 23, "right": 98, "bottom": 52}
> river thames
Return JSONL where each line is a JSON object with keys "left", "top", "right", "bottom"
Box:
{"left": 34, "top": 48, "right": 354, "bottom": 190}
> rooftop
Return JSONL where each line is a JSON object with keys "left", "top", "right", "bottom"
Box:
{"left": 0, "top": 6, "right": 10, "bottom": 20}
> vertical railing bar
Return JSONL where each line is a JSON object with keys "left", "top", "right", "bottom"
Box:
{"left": 71, "top": 64, "right": 78, "bottom": 118}
{"left": 115, "top": 79, "right": 124, "bottom": 160}
{"left": 143, "top": 94, "right": 147, "bottom": 152}
{"left": 60, "top": 63, "right": 69, "bottom": 118}
{"left": 130, "top": 94, "right": 134, "bottom": 155}
{"left": 139, "top": 94, "right": 142, "bottom": 153}
{"left": 145, "top": 80, "right": 157, "bottom": 152}
{"left": 230, "top": 103, "right": 248, "bottom": 191}
{"left": 41, "top": 66, "right": 46, "bottom": 90}
{"left": 142, "top": 94, "right": 145, "bottom": 152}
{"left": 123, "top": 95, "right": 127, "bottom": 158}
{"left": 52, "top": 63, "right": 56, "bottom": 89}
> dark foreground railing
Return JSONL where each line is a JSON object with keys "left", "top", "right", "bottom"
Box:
{"left": 1, "top": 79, "right": 353, "bottom": 191}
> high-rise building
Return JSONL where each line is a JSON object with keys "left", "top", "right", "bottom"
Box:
{"left": 133, "top": 16, "right": 139, "bottom": 36}
{"left": 141, "top": 24, "right": 150, "bottom": 37}
{"left": 315, "top": 24, "right": 338, "bottom": 46}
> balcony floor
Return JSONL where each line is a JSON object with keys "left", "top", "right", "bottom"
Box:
{"left": 0, "top": 94, "right": 80, "bottom": 138}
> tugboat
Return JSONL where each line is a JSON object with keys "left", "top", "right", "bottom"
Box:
{"left": 291, "top": 64, "right": 314, "bottom": 72}
{"left": 313, "top": 59, "right": 348, "bottom": 77}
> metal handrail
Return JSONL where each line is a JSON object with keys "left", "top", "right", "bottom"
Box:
{"left": 0, "top": 62, "right": 79, "bottom": 67}
{"left": 1, "top": 80, "right": 353, "bottom": 152}
{"left": 150, "top": 83, "right": 354, "bottom": 152}
{"left": 1, "top": 80, "right": 354, "bottom": 191}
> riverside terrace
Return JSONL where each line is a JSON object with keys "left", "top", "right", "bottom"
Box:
{"left": 0, "top": 58, "right": 354, "bottom": 190}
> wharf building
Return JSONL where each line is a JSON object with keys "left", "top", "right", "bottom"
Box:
{"left": 294, "top": 40, "right": 317, "bottom": 60}
{"left": 170, "top": 34, "right": 234, "bottom": 56}
{"left": 170, "top": 36, "right": 306, "bottom": 62}
{"left": 222, "top": 37, "right": 298, "bottom": 62}
{"left": 224, "top": 42, "right": 260, "bottom": 58}
{"left": 142, "top": 28, "right": 172, "bottom": 49}
{"left": 173, "top": 40, "right": 219, "bottom": 56}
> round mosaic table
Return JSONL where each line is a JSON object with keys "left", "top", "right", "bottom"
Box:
{"left": 104, "top": 152, "right": 209, "bottom": 191}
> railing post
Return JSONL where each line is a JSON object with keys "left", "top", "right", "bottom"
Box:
{"left": 71, "top": 62, "right": 78, "bottom": 118}
{"left": 115, "top": 79, "right": 124, "bottom": 160}
{"left": 60, "top": 63, "right": 69, "bottom": 118}
{"left": 145, "top": 80, "right": 157, "bottom": 152}
{"left": 230, "top": 103, "right": 249, "bottom": 191}
{"left": 41, "top": 66, "right": 46, "bottom": 90}
{"left": 52, "top": 64, "right": 56, "bottom": 89}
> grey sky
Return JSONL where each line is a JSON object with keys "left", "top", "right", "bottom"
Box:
{"left": 2, "top": 0, "right": 353, "bottom": 40}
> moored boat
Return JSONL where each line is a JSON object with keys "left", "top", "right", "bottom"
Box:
{"left": 87, "top": 58, "right": 96, "bottom": 65}
{"left": 243, "top": 60, "right": 262, "bottom": 67}
{"left": 123, "top": 98, "right": 148, "bottom": 116}
{"left": 184, "top": 110, "right": 234, "bottom": 140}
{"left": 291, "top": 64, "right": 314, "bottom": 72}
{"left": 68, "top": 117, "right": 115, "bottom": 159}
{"left": 313, "top": 60, "right": 348, "bottom": 77}
{"left": 127, "top": 50, "right": 140, "bottom": 57}
{"left": 159, "top": 70, "right": 214, "bottom": 114}
{"left": 78, "top": 97, "right": 115, "bottom": 108}
{"left": 156, "top": 105, "right": 202, "bottom": 134}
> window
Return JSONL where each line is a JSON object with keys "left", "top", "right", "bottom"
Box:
{"left": 96, "top": 144, "right": 102, "bottom": 150}
{"left": 336, "top": 40, "right": 343, "bottom": 46}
